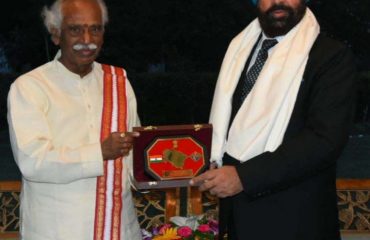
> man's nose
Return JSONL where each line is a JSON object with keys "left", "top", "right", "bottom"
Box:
{"left": 82, "top": 29, "right": 92, "bottom": 43}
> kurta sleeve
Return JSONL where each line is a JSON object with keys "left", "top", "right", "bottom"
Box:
{"left": 7, "top": 77, "right": 104, "bottom": 184}
{"left": 125, "top": 78, "right": 140, "bottom": 178}
{"left": 234, "top": 43, "right": 357, "bottom": 199}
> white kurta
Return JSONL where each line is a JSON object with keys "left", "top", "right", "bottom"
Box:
{"left": 7, "top": 58, "right": 141, "bottom": 240}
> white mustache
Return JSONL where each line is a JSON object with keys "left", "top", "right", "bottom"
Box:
{"left": 73, "top": 43, "right": 98, "bottom": 51}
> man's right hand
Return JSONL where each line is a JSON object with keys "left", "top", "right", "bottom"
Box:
{"left": 101, "top": 131, "right": 139, "bottom": 160}
{"left": 189, "top": 166, "right": 243, "bottom": 198}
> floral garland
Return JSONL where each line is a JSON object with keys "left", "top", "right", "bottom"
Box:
{"left": 142, "top": 214, "right": 219, "bottom": 240}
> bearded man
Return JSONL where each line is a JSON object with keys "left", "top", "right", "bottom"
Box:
{"left": 7, "top": 0, "right": 142, "bottom": 239}
{"left": 190, "top": 0, "right": 356, "bottom": 239}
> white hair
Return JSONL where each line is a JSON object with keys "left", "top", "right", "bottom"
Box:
{"left": 42, "top": 0, "right": 109, "bottom": 33}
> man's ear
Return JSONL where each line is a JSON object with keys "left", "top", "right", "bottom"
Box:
{"left": 50, "top": 27, "right": 60, "bottom": 46}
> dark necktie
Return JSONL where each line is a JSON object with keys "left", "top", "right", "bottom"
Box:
{"left": 230, "top": 39, "right": 278, "bottom": 123}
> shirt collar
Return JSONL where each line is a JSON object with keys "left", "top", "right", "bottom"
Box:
{"left": 53, "top": 50, "right": 96, "bottom": 80}
{"left": 261, "top": 32, "right": 285, "bottom": 43}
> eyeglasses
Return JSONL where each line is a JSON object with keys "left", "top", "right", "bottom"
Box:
{"left": 63, "top": 24, "right": 104, "bottom": 37}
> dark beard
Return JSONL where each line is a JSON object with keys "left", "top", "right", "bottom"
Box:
{"left": 258, "top": 3, "right": 306, "bottom": 37}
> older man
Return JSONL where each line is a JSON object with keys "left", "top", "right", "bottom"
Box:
{"left": 7, "top": 0, "right": 141, "bottom": 239}
{"left": 191, "top": 0, "right": 356, "bottom": 239}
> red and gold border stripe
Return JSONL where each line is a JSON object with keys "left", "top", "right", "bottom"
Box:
{"left": 110, "top": 66, "right": 127, "bottom": 240}
{"left": 94, "top": 64, "right": 127, "bottom": 240}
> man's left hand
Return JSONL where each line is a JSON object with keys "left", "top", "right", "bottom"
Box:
{"left": 101, "top": 131, "right": 139, "bottom": 160}
{"left": 189, "top": 166, "right": 243, "bottom": 198}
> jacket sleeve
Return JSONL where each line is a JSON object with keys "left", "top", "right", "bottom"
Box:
{"left": 7, "top": 77, "right": 104, "bottom": 184}
{"left": 233, "top": 43, "right": 357, "bottom": 199}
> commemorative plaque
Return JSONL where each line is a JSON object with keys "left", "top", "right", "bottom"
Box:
{"left": 132, "top": 124, "right": 212, "bottom": 189}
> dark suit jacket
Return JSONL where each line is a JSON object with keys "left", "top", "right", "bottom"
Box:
{"left": 222, "top": 34, "right": 357, "bottom": 240}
